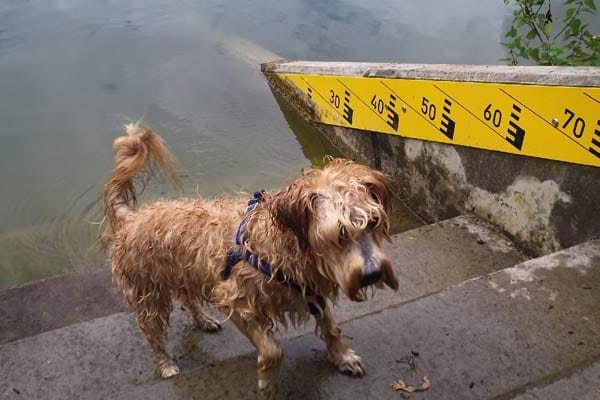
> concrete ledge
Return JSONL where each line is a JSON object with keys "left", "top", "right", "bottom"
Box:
{"left": 0, "top": 266, "right": 126, "bottom": 345}
{"left": 263, "top": 63, "right": 600, "bottom": 256}
{"left": 262, "top": 61, "right": 600, "bottom": 86}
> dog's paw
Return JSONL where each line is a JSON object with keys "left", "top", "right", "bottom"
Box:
{"left": 257, "top": 379, "right": 280, "bottom": 400}
{"left": 329, "top": 349, "right": 366, "bottom": 377}
{"left": 258, "top": 379, "right": 269, "bottom": 390}
{"left": 196, "top": 314, "right": 221, "bottom": 332}
{"left": 158, "top": 360, "right": 180, "bottom": 379}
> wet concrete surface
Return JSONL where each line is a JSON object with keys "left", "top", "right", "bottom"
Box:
{"left": 118, "top": 241, "right": 600, "bottom": 400}
{"left": 510, "top": 361, "right": 600, "bottom": 400}
{"left": 4, "top": 217, "right": 597, "bottom": 399}
{"left": 0, "top": 266, "right": 126, "bottom": 345}
{"left": 0, "top": 214, "right": 524, "bottom": 399}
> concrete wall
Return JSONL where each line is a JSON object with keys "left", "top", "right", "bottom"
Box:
{"left": 263, "top": 62, "right": 600, "bottom": 256}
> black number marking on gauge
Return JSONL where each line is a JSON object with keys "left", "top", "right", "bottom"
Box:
{"left": 484, "top": 104, "right": 503, "bottom": 128}
{"left": 342, "top": 90, "right": 353, "bottom": 124}
{"left": 506, "top": 104, "right": 526, "bottom": 150}
{"left": 421, "top": 96, "right": 455, "bottom": 140}
{"left": 329, "top": 90, "right": 340, "bottom": 109}
{"left": 483, "top": 102, "right": 524, "bottom": 149}
{"left": 387, "top": 94, "right": 399, "bottom": 131}
{"left": 371, "top": 95, "right": 385, "bottom": 114}
{"left": 421, "top": 96, "right": 437, "bottom": 120}
{"left": 590, "top": 120, "right": 600, "bottom": 158}
{"left": 439, "top": 99, "right": 455, "bottom": 140}
{"left": 562, "top": 108, "right": 586, "bottom": 139}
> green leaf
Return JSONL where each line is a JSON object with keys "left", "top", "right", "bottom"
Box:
{"left": 583, "top": 0, "right": 597, "bottom": 11}
{"left": 537, "top": 13, "right": 546, "bottom": 25}
{"left": 503, "top": 41, "right": 515, "bottom": 50}
{"left": 565, "top": 7, "right": 575, "bottom": 19}
{"left": 566, "top": 39, "right": 578, "bottom": 49}
{"left": 571, "top": 18, "right": 582, "bottom": 34}
{"left": 528, "top": 47, "right": 540, "bottom": 60}
{"left": 519, "top": 48, "right": 529, "bottom": 58}
{"left": 573, "top": 47, "right": 591, "bottom": 57}
{"left": 501, "top": 0, "right": 598, "bottom": 66}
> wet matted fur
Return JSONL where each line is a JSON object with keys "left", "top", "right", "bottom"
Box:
{"left": 102, "top": 124, "right": 399, "bottom": 391}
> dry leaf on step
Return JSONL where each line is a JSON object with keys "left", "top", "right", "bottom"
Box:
{"left": 390, "top": 376, "right": 431, "bottom": 392}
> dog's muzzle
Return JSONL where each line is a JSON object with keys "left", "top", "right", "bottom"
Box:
{"left": 359, "top": 267, "right": 382, "bottom": 288}
{"left": 357, "top": 234, "right": 382, "bottom": 288}
{"left": 347, "top": 233, "right": 399, "bottom": 301}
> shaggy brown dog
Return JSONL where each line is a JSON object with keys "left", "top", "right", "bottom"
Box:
{"left": 102, "top": 123, "right": 399, "bottom": 391}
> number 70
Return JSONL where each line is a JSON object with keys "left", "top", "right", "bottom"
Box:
{"left": 562, "top": 108, "right": 585, "bottom": 139}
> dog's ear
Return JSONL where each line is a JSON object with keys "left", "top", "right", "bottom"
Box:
{"left": 362, "top": 168, "right": 391, "bottom": 211}
{"left": 270, "top": 180, "right": 315, "bottom": 250}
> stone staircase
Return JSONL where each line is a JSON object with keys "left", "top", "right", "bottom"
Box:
{"left": 1, "top": 215, "right": 599, "bottom": 399}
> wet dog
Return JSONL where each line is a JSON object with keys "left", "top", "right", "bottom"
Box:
{"left": 102, "top": 124, "right": 399, "bottom": 391}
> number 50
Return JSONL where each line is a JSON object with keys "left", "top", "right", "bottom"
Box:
{"left": 421, "top": 97, "right": 436, "bottom": 120}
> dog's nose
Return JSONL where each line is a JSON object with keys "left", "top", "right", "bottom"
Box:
{"left": 359, "top": 267, "right": 382, "bottom": 288}
{"left": 356, "top": 233, "right": 383, "bottom": 288}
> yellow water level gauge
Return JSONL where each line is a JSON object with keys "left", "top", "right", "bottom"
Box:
{"left": 276, "top": 73, "right": 600, "bottom": 167}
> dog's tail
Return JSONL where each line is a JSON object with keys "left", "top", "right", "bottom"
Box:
{"left": 102, "top": 123, "right": 179, "bottom": 239}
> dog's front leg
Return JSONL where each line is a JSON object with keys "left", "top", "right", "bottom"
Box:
{"left": 314, "top": 304, "right": 366, "bottom": 376}
{"left": 230, "top": 312, "right": 283, "bottom": 394}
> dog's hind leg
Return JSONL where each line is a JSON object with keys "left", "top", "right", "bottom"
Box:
{"left": 314, "top": 304, "right": 366, "bottom": 376}
{"left": 181, "top": 298, "right": 221, "bottom": 332}
{"left": 131, "top": 283, "right": 179, "bottom": 379}
{"left": 230, "top": 312, "right": 282, "bottom": 394}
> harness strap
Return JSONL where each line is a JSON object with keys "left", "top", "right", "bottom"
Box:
{"left": 224, "top": 191, "right": 270, "bottom": 279}
{"left": 224, "top": 248, "right": 276, "bottom": 280}
{"left": 223, "top": 190, "right": 325, "bottom": 316}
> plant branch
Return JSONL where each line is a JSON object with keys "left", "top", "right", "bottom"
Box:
{"left": 552, "top": 1, "right": 584, "bottom": 40}
{"left": 534, "top": 0, "right": 546, "bottom": 15}
{"left": 519, "top": 3, "right": 547, "bottom": 42}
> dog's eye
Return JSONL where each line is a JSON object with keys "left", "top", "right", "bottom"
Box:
{"left": 368, "top": 190, "right": 381, "bottom": 203}
{"left": 368, "top": 217, "right": 380, "bottom": 229}
{"left": 338, "top": 226, "right": 348, "bottom": 244}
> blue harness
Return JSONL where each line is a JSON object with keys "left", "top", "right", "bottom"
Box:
{"left": 223, "top": 190, "right": 325, "bottom": 316}
{"left": 223, "top": 191, "right": 274, "bottom": 279}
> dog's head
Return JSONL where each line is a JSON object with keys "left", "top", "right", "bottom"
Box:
{"left": 271, "top": 159, "right": 399, "bottom": 301}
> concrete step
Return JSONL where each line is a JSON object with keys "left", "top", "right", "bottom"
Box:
{"left": 508, "top": 361, "right": 600, "bottom": 400}
{"left": 111, "top": 239, "right": 598, "bottom": 400}
{"left": 0, "top": 266, "right": 127, "bottom": 345}
{"left": 0, "top": 214, "right": 526, "bottom": 399}
{"left": 94, "top": 239, "right": 600, "bottom": 400}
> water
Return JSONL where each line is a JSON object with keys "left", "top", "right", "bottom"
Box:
{"left": 0, "top": 0, "right": 514, "bottom": 289}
